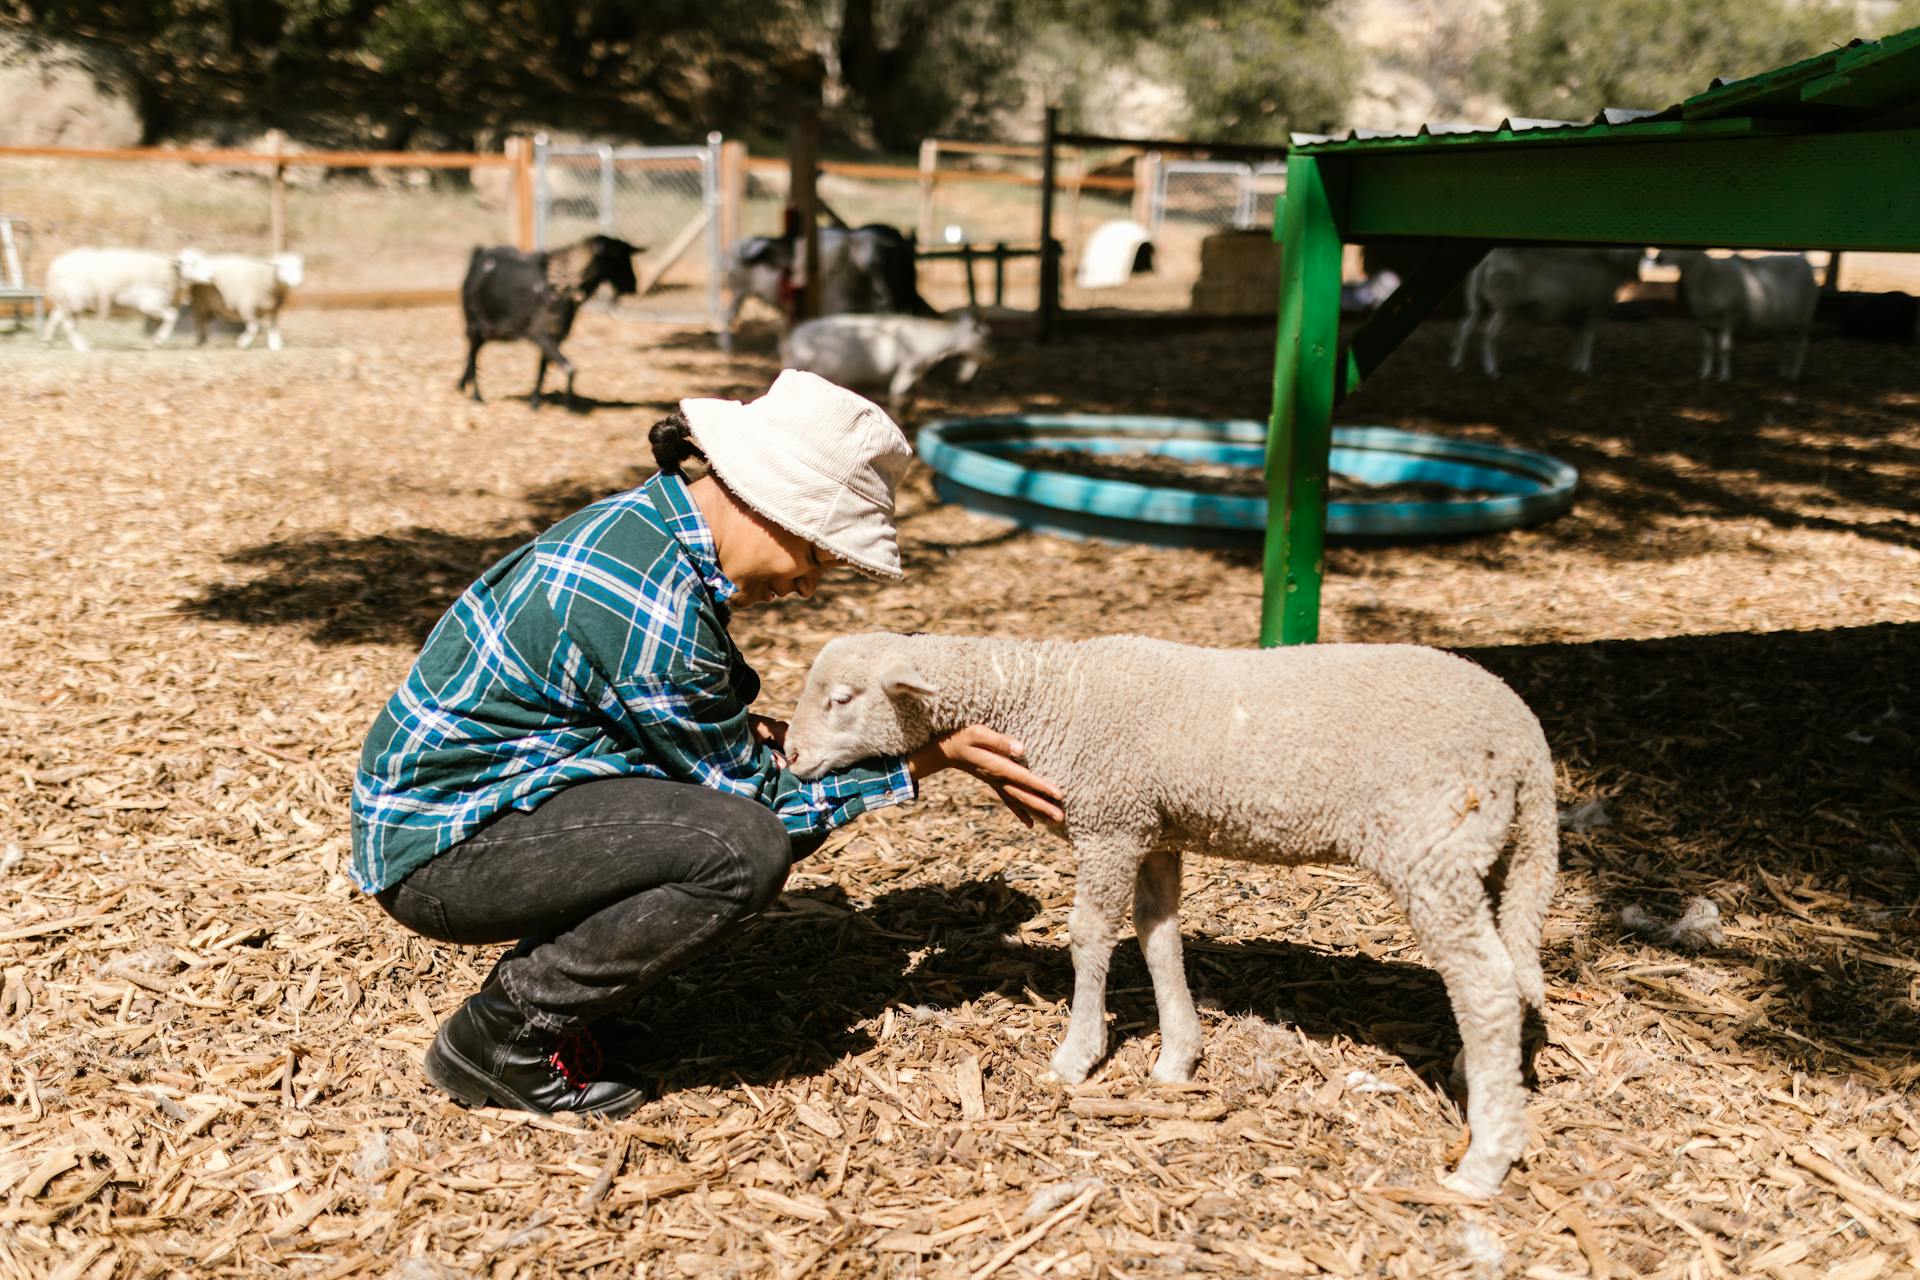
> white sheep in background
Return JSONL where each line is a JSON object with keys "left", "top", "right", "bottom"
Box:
{"left": 184, "top": 252, "right": 305, "bottom": 350}
{"left": 1450, "top": 248, "right": 1646, "bottom": 378}
{"left": 784, "top": 632, "right": 1559, "bottom": 1198}
{"left": 1655, "top": 249, "right": 1817, "bottom": 382}
{"left": 781, "top": 311, "right": 989, "bottom": 412}
{"left": 42, "top": 247, "right": 204, "bottom": 352}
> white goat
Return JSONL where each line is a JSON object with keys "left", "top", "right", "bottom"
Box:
{"left": 42, "top": 247, "right": 204, "bottom": 351}
{"left": 781, "top": 312, "right": 989, "bottom": 411}
{"left": 1450, "top": 248, "right": 1645, "bottom": 377}
{"left": 784, "top": 632, "right": 1559, "bottom": 1198}
{"left": 184, "top": 253, "right": 304, "bottom": 350}
{"left": 1656, "top": 250, "right": 1816, "bottom": 381}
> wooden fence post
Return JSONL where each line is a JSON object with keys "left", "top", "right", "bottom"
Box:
{"left": 1131, "top": 152, "right": 1156, "bottom": 228}
{"left": 507, "top": 137, "right": 535, "bottom": 251}
{"left": 266, "top": 129, "right": 287, "bottom": 255}
{"left": 1039, "top": 106, "right": 1060, "bottom": 342}
{"left": 1064, "top": 147, "right": 1085, "bottom": 265}
{"left": 719, "top": 140, "right": 747, "bottom": 251}
{"left": 917, "top": 138, "right": 939, "bottom": 243}
{"left": 789, "top": 110, "right": 821, "bottom": 321}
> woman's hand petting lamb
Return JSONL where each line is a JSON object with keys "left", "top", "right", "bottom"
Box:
{"left": 749, "top": 714, "right": 790, "bottom": 764}
{"left": 907, "top": 726, "right": 1065, "bottom": 827}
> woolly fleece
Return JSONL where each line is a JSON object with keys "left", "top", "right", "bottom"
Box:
{"left": 785, "top": 632, "right": 1559, "bottom": 1197}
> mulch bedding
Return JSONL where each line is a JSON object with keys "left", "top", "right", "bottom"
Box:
{"left": 0, "top": 305, "right": 1916, "bottom": 1280}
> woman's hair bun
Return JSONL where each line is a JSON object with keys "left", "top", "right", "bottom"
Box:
{"left": 649, "top": 412, "right": 706, "bottom": 476}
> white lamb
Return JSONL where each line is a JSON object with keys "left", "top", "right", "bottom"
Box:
{"left": 784, "top": 633, "right": 1558, "bottom": 1198}
{"left": 42, "top": 247, "right": 205, "bottom": 352}
{"left": 1450, "top": 248, "right": 1645, "bottom": 378}
{"left": 1655, "top": 250, "right": 1816, "bottom": 382}
{"left": 782, "top": 312, "right": 989, "bottom": 411}
{"left": 184, "top": 252, "right": 305, "bottom": 350}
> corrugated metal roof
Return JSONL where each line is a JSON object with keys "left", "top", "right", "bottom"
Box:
{"left": 1293, "top": 24, "right": 1920, "bottom": 154}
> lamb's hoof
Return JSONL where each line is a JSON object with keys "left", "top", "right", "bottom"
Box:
{"left": 1149, "top": 1054, "right": 1197, "bottom": 1084}
{"left": 1439, "top": 1168, "right": 1502, "bottom": 1200}
{"left": 1048, "top": 1048, "right": 1097, "bottom": 1086}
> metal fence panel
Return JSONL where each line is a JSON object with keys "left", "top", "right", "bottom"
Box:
{"left": 535, "top": 136, "right": 724, "bottom": 330}
{"left": 1152, "top": 160, "right": 1286, "bottom": 235}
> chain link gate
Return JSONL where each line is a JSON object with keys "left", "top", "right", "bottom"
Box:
{"left": 1149, "top": 160, "right": 1289, "bottom": 234}
{"left": 534, "top": 134, "right": 725, "bottom": 330}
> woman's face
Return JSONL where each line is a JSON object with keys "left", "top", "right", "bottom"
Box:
{"left": 696, "top": 478, "right": 837, "bottom": 607}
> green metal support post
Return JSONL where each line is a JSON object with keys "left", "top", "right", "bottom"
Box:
{"left": 1260, "top": 155, "right": 1345, "bottom": 647}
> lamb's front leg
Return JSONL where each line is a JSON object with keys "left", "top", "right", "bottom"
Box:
{"left": 1136, "top": 850, "right": 1202, "bottom": 1082}
{"left": 1050, "top": 838, "right": 1142, "bottom": 1084}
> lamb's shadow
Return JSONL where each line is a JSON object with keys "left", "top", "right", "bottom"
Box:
{"left": 614, "top": 876, "right": 1465, "bottom": 1096}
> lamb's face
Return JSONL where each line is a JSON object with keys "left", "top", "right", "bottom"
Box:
{"left": 784, "top": 637, "right": 935, "bottom": 781}
{"left": 176, "top": 249, "right": 214, "bottom": 286}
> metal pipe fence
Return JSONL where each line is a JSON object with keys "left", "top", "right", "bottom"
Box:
{"left": 533, "top": 135, "right": 725, "bottom": 330}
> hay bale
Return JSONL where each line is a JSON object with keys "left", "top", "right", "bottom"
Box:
{"left": 1188, "top": 230, "right": 1280, "bottom": 316}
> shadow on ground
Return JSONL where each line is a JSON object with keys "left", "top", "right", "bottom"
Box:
{"left": 182, "top": 468, "right": 657, "bottom": 646}
{"left": 610, "top": 876, "right": 1466, "bottom": 1098}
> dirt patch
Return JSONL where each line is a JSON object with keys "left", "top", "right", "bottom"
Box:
{"left": 0, "top": 307, "right": 1916, "bottom": 1278}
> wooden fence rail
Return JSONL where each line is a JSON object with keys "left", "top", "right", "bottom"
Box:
{"left": 3, "top": 130, "right": 1211, "bottom": 315}
{"left": 0, "top": 137, "right": 539, "bottom": 280}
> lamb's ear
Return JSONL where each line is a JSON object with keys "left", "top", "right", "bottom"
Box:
{"left": 879, "top": 656, "right": 937, "bottom": 698}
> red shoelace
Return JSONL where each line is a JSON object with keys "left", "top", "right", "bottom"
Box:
{"left": 547, "top": 1029, "right": 605, "bottom": 1090}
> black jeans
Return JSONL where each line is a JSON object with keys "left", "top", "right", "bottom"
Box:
{"left": 375, "top": 778, "right": 820, "bottom": 1032}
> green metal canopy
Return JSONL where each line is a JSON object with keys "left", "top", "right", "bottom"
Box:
{"left": 1261, "top": 25, "right": 1920, "bottom": 646}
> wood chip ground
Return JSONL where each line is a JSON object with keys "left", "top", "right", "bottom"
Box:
{"left": 1, "top": 309, "right": 1916, "bottom": 1278}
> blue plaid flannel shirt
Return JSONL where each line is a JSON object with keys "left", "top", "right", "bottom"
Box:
{"left": 350, "top": 472, "right": 913, "bottom": 892}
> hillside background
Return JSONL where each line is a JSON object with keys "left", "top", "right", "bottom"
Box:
{"left": 4, "top": 0, "right": 1918, "bottom": 154}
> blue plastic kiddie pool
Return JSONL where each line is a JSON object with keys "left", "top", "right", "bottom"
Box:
{"left": 917, "top": 414, "right": 1577, "bottom": 548}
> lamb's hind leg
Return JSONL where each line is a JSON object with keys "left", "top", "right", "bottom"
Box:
{"left": 1050, "top": 836, "right": 1145, "bottom": 1084}
{"left": 1135, "top": 850, "right": 1202, "bottom": 1082}
{"left": 1394, "top": 865, "right": 1527, "bottom": 1198}
{"left": 1479, "top": 308, "right": 1506, "bottom": 378}
{"left": 1448, "top": 307, "right": 1476, "bottom": 370}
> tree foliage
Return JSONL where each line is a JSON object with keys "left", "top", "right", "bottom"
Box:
{"left": 1160, "top": 0, "right": 1353, "bottom": 140}
{"left": 2, "top": 0, "right": 1354, "bottom": 148}
{"left": 1497, "top": 0, "right": 1855, "bottom": 119}
{"left": 3, "top": 0, "right": 809, "bottom": 145}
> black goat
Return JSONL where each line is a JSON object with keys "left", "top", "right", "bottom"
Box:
{"left": 719, "top": 223, "right": 932, "bottom": 350}
{"left": 457, "top": 235, "right": 641, "bottom": 409}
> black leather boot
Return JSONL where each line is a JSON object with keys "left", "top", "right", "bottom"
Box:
{"left": 423, "top": 981, "right": 646, "bottom": 1116}
{"left": 483, "top": 940, "right": 654, "bottom": 1051}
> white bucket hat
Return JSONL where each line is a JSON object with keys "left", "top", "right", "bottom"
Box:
{"left": 679, "top": 370, "right": 914, "bottom": 579}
